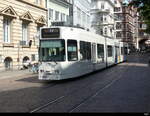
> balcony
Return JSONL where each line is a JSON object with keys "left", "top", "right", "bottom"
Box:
{"left": 91, "top": 21, "right": 114, "bottom": 27}
{"left": 20, "top": 41, "right": 30, "bottom": 48}
{"left": 91, "top": 8, "right": 110, "bottom": 14}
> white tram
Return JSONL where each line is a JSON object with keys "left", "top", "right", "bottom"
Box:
{"left": 38, "top": 27, "right": 128, "bottom": 80}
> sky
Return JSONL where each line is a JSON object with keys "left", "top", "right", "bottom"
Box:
{"left": 88, "top": 0, "right": 91, "bottom": 3}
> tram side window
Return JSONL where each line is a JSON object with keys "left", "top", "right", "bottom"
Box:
{"left": 80, "top": 41, "right": 91, "bottom": 61}
{"left": 67, "top": 40, "right": 78, "bottom": 61}
{"left": 124, "top": 47, "right": 128, "bottom": 55}
{"left": 86, "top": 42, "right": 91, "bottom": 60}
{"left": 97, "top": 44, "right": 104, "bottom": 62}
{"left": 107, "top": 45, "right": 113, "bottom": 57}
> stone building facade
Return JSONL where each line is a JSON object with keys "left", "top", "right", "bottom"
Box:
{"left": 138, "top": 16, "right": 150, "bottom": 50}
{"left": 114, "top": 0, "right": 123, "bottom": 42}
{"left": 0, "top": 0, "right": 47, "bottom": 71}
{"left": 47, "top": 0, "right": 73, "bottom": 26}
{"left": 114, "top": 0, "right": 138, "bottom": 50}
{"left": 122, "top": 4, "right": 138, "bottom": 50}
{"left": 73, "top": 0, "right": 91, "bottom": 30}
{"left": 90, "top": 0, "right": 115, "bottom": 38}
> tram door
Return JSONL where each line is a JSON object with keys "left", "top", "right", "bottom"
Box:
{"left": 115, "top": 46, "right": 118, "bottom": 64}
{"left": 92, "top": 43, "right": 97, "bottom": 63}
{"left": 115, "top": 46, "right": 119, "bottom": 64}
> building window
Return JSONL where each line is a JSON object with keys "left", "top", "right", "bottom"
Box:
{"left": 83, "top": 12, "right": 86, "bottom": 22}
{"left": 116, "top": 32, "right": 122, "bottom": 38}
{"left": 87, "top": 16, "right": 90, "bottom": 25}
{"left": 36, "top": 26, "right": 43, "bottom": 46}
{"left": 114, "top": 7, "right": 121, "bottom": 12}
{"left": 61, "top": 13, "right": 66, "bottom": 22}
{"left": 100, "top": 29, "right": 103, "bottom": 35}
{"left": 116, "top": 22, "right": 122, "bottom": 29}
{"left": 100, "top": 16, "right": 103, "bottom": 22}
{"left": 80, "top": 41, "right": 91, "bottom": 61}
{"left": 66, "top": 15, "right": 69, "bottom": 22}
{"left": 67, "top": 40, "right": 78, "bottom": 61}
{"left": 35, "top": 0, "right": 38, "bottom": 4}
{"left": 104, "top": 17, "right": 107, "bottom": 22}
{"left": 139, "top": 31, "right": 144, "bottom": 36}
{"left": 104, "top": 28, "right": 107, "bottom": 35}
{"left": 101, "top": 3, "right": 104, "bottom": 9}
{"left": 45, "top": 0, "right": 48, "bottom": 8}
{"left": 35, "top": 0, "right": 42, "bottom": 5}
{"left": 32, "top": 54, "right": 36, "bottom": 61}
{"left": 22, "top": 23, "right": 28, "bottom": 45}
{"left": 49, "top": 8, "right": 53, "bottom": 20}
{"left": 77, "top": 8, "right": 81, "bottom": 24}
{"left": 55, "top": 11, "right": 60, "bottom": 21}
{"left": 3, "top": 18, "right": 11, "bottom": 43}
{"left": 121, "top": 47, "right": 124, "bottom": 55}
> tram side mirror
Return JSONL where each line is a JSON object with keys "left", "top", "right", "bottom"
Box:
{"left": 29, "top": 40, "right": 32, "bottom": 48}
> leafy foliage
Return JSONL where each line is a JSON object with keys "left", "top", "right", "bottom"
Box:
{"left": 129, "top": 0, "right": 150, "bottom": 33}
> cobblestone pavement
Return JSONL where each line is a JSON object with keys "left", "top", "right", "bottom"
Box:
{"left": 0, "top": 53, "right": 149, "bottom": 113}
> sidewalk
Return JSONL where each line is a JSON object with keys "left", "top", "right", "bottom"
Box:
{"left": 0, "top": 69, "right": 38, "bottom": 80}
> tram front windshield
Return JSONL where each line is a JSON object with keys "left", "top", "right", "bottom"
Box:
{"left": 39, "top": 40, "right": 65, "bottom": 62}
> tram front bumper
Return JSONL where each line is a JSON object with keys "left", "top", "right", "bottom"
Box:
{"left": 39, "top": 73, "right": 63, "bottom": 80}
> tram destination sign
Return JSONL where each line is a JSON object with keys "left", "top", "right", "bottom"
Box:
{"left": 41, "top": 28, "right": 60, "bottom": 38}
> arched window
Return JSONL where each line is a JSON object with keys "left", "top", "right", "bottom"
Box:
{"left": 4, "top": 57, "right": 13, "bottom": 70}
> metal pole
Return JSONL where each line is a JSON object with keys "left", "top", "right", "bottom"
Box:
{"left": 18, "top": 42, "right": 20, "bottom": 69}
{"left": 105, "top": 36, "right": 108, "bottom": 67}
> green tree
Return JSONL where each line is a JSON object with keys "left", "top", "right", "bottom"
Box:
{"left": 129, "top": 0, "right": 150, "bottom": 33}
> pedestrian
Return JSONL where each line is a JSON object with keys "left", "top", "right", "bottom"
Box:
{"left": 31, "top": 63, "right": 38, "bottom": 73}
{"left": 127, "top": 49, "right": 130, "bottom": 55}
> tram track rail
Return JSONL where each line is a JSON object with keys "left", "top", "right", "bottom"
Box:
{"left": 69, "top": 66, "right": 129, "bottom": 112}
{"left": 30, "top": 63, "right": 129, "bottom": 113}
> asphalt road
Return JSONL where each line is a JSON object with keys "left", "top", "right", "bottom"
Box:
{"left": 0, "top": 53, "right": 150, "bottom": 113}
